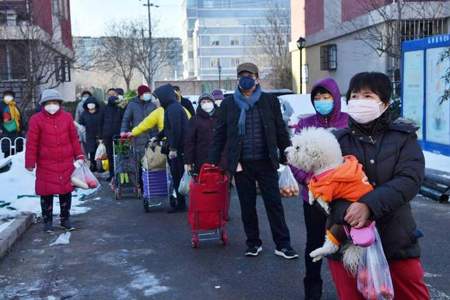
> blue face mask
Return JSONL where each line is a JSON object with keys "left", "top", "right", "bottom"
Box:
{"left": 142, "top": 93, "right": 152, "bottom": 101}
{"left": 239, "top": 76, "right": 256, "bottom": 90}
{"left": 314, "top": 100, "right": 334, "bottom": 116}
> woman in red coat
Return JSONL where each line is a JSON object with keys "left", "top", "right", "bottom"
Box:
{"left": 25, "top": 89, "right": 84, "bottom": 232}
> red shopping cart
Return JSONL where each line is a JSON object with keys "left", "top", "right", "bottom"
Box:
{"left": 189, "top": 164, "right": 229, "bottom": 248}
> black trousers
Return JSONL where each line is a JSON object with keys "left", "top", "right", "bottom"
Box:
{"left": 303, "top": 200, "right": 327, "bottom": 295}
{"left": 168, "top": 155, "right": 186, "bottom": 208}
{"left": 88, "top": 151, "right": 97, "bottom": 172}
{"left": 234, "top": 160, "right": 291, "bottom": 249}
{"left": 104, "top": 137, "right": 114, "bottom": 177}
{"left": 40, "top": 193, "right": 72, "bottom": 224}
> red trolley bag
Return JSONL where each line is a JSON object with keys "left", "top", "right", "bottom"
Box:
{"left": 189, "top": 164, "right": 229, "bottom": 248}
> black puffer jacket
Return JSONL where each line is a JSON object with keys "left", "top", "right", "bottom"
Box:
{"left": 79, "top": 97, "right": 103, "bottom": 153}
{"left": 331, "top": 112, "right": 425, "bottom": 260}
{"left": 153, "top": 84, "right": 189, "bottom": 153}
{"left": 209, "top": 91, "right": 290, "bottom": 174}
{"left": 102, "top": 96, "right": 124, "bottom": 138}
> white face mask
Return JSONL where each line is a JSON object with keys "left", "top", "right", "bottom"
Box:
{"left": 215, "top": 100, "right": 222, "bottom": 107}
{"left": 3, "top": 95, "right": 14, "bottom": 103}
{"left": 82, "top": 96, "right": 89, "bottom": 101}
{"left": 118, "top": 95, "right": 124, "bottom": 100}
{"left": 45, "top": 103, "right": 60, "bottom": 115}
{"left": 87, "top": 103, "right": 96, "bottom": 110}
{"left": 201, "top": 102, "right": 214, "bottom": 113}
{"left": 347, "top": 99, "right": 388, "bottom": 124}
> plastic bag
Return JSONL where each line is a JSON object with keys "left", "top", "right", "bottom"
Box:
{"left": 278, "top": 165, "right": 300, "bottom": 197}
{"left": 71, "top": 163, "right": 100, "bottom": 190}
{"left": 178, "top": 171, "right": 192, "bottom": 196}
{"left": 142, "top": 145, "right": 166, "bottom": 170}
{"left": 178, "top": 173, "right": 190, "bottom": 196}
{"left": 356, "top": 227, "right": 394, "bottom": 300}
{"left": 95, "top": 142, "right": 107, "bottom": 161}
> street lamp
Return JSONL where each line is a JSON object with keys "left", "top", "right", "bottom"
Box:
{"left": 296, "top": 37, "right": 306, "bottom": 94}
{"left": 140, "top": 0, "right": 160, "bottom": 85}
{"left": 218, "top": 59, "right": 222, "bottom": 90}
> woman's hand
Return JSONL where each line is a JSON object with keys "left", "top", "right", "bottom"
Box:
{"left": 344, "top": 202, "right": 370, "bottom": 228}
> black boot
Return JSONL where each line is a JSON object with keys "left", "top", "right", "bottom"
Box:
{"left": 304, "top": 277, "right": 322, "bottom": 300}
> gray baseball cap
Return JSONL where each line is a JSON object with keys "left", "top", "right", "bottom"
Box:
{"left": 39, "top": 89, "right": 64, "bottom": 105}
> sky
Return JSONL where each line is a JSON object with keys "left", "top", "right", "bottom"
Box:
{"left": 71, "top": 0, "right": 183, "bottom": 38}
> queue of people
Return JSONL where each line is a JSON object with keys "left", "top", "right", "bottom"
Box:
{"left": 11, "top": 60, "right": 429, "bottom": 300}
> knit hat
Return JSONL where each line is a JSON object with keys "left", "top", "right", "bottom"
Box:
{"left": 211, "top": 89, "right": 224, "bottom": 100}
{"left": 199, "top": 93, "right": 214, "bottom": 102}
{"left": 115, "top": 88, "right": 124, "bottom": 96}
{"left": 81, "top": 90, "right": 92, "bottom": 97}
{"left": 137, "top": 85, "right": 151, "bottom": 96}
{"left": 39, "top": 89, "right": 63, "bottom": 105}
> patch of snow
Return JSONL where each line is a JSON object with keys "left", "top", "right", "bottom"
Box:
{"left": 49, "top": 232, "right": 71, "bottom": 246}
{"left": 0, "top": 152, "right": 98, "bottom": 220}
{"left": 215, "top": 285, "right": 221, "bottom": 289}
{"left": 128, "top": 266, "right": 169, "bottom": 297}
{"left": 424, "top": 272, "right": 442, "bottom": 278}
{"left": 424, "top": 151, "right": 450, "bottom": 173}
{"left": 0, "top": 219, "right": 14, "bottom": 234}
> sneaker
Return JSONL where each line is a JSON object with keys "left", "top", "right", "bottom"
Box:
{"left": 245, "top": 245, "right": 262, "bottom": 257}
{"left": 274, "top": 247, "right": 299, "bottom": 259}
{"left": 43, "top": 223, "right": 54, "bottom": 233}
{"left": 60, "top": 220, "right": 75, "bottom": 231}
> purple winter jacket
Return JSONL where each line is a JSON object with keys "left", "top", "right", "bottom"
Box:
{"left": 290, "top": 77, "right": 349, "bottom": 202}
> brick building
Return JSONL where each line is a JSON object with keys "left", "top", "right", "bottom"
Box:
{"left": 0, "top": 0, "right": 74, "bottom": 110}
{"left": 290, "top": 0, "right": 450, "bottom": 94}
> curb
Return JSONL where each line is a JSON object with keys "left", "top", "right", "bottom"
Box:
{"left": 0, "top": 214, "right": 35, "bottom": 259}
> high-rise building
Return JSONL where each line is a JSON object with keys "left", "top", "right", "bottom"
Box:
{"left": 182, "top": 0, "right": 290, "bottom": 80}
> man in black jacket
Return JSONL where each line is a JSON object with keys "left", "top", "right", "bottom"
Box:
{"left": 153, "top": 84, "right": 190, "bottom": 213}
{"left": 173, "top": 86, "right": 196, "bottom": 117}
{"left": 209, "top": 63, "right": 298, "bottom": 259}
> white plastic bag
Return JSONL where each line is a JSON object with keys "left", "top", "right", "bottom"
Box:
{"left": 142, "top": 145, "right": 166, "bottom": 170}
{"left": 95, "top": 142, "right": 107, "bottom": 161}
{"left": 71, "top": 163, "right": 100, "bottom": 190}
{"left": 278, "top": 165, "right": 300, "bottom": 197}
{"left": 178, "top": 171, "right": 192, "bottom": 196}
{"left": 356, "top": 228, "right": 394, "bottom": 300}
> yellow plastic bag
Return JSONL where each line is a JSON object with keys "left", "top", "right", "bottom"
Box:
{"left": 102, "top": 159, "right": 109, "bottom": 171}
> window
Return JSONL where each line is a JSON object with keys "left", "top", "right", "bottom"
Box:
{"left": 211, "top": 40, "right": 220, "bottom": 46}
{"left": 210, "top": 58, "right": 220, "bottom": 68}
{"left": 0, "top": 42, "right": 27, "bottom": 80}
{"left": 55, "top": 56, "right": 71, "bottom": 83}
{"left": 231, "top": 58, "right": 240, "bottom": 66}
{"left": 320, "top": 44, "right": 337, "bottom": 71}
{"left": 230, "top": 39, "right": 239, "bottom": 46}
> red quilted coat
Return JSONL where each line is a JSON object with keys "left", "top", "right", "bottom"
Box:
{"left": 25, "top": 109, "right": 84, "bottom": 196}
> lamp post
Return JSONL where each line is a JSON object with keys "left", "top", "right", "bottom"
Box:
{"left": 296, "top": 37, "right": 306, "bottom": 94}
{"left": 218, "top": 59, "right": 222, "bottom": 90}
{"left": 140, "top": 0, "right": 160, "bottom": 85}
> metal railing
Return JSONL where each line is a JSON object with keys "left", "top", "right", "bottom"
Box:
{"left": 0, "top": 136, "right": 25, "bottom": 157}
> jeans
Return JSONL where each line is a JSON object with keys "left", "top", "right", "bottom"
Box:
{"left": 40, "top": 193, "right": 72, "bottom": 224}
{"left": 234, "top": 159, "right": 291, "bottom": 249}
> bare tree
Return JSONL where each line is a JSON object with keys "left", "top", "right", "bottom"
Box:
{"left": 439, "top": 48, "right": 450, "bottom": 104}
{"left": 251, "top": 3, "right": 292, "bottom": 89}
{"left": 341, "top": 0, "right": 447, "bottom": 92}
{"left": 95, "top": 21, "right": 139, "bottom": 91}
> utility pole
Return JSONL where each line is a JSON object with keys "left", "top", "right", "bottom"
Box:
{"left": 141, "top": 0, "right": 159, "bottom": 85}
{"left": 218, "top": 59, "right": 222, "bottom": 90}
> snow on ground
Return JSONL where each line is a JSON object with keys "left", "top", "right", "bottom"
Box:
{"left": 0, "top": 151, "right": 98, "bottom": 233}
{"left": 50, "top": 232, "right": 71, "bottom": 246}
{"left": 424, "top": 151, "right": 450, "bottom": 174}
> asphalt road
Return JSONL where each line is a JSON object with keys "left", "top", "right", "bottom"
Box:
{"left": 0, "top": 185, "right": 449, "bottom": 300}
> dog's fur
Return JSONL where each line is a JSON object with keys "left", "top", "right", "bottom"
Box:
{"left": 286, "top": 127, "right": 363, "bottom": 275}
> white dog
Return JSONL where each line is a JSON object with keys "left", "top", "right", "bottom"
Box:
{"left": 285, "top": 127, "right": 367, "bottom": 275}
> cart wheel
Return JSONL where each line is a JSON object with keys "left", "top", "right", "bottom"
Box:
{"left": 169, "top": 196, "right": 177, "bottom": 208}
{"left": 115, "top": 187, "right": 121, "bottom": 200}
{"left": 221, "top": 230, "right": 228, "bottom": 246}
{"left": 191, "top": 234, "right": 200, "bottom": 248}
{"left": 143, "top": 199, "right": 150, "bottom": 213}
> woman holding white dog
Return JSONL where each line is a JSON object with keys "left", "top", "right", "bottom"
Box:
{"left": 290, "top": 77, "right": 348, "bottom": 300}
{"left": 329, "top": 72, "right": 429, "bottom": 299}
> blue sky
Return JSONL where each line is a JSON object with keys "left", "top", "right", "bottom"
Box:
{"left": 71, "top": 0, "right": 183, "bottom": 37}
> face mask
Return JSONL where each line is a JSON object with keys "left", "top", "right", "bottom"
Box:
{"left": 314, "top": 100, "right": 334, "bottom": 116}
{"left": 45, "top": 103, "right": 60, "bottom": 115}
{"left": 347, "top": 99, "right": 388, "bottom": 124}
{"left": 239, "top": 76, "right": 256, "bottom": 90}
{"left": 118, "top": 95, "right": 124, "bottom": 100}
{"left": 82, "top": 96, "right": 89, "bottom": 101}
{"left": 142, "top": 93, "right": 152, "bottom": 101}
{"left": 215, "top": 100, "right": 222, "bottom": 107}
{"left": 201, "top": 102, "right": 214, "bottom": 113}
{"left": 87, "top": 103, "right": 96, "bottom": 109}
{"left": 3, "top": 95, "right": 14, "bottom": 103}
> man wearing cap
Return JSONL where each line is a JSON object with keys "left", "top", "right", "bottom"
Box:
{"left": 120, "top": 84, "right": 157, "bottom": 160}
{"left": 209, "top": 63, "right": 298, "bottom": 259}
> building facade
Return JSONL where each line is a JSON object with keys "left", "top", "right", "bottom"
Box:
{"left": 182, "top": 0, "right": 290, "bottom": 81}
{"left": 290, "top": 0, "right": 450, "bottom": 94}
{"left": 0, "top": 0, "right": 74, "bottom": 106}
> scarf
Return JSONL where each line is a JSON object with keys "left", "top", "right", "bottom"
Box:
{"left": 233, "top": 85, "right": 262, "bottom": 136}
{"left": 3, "top": 100, "right": 21, "bottom": 132}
